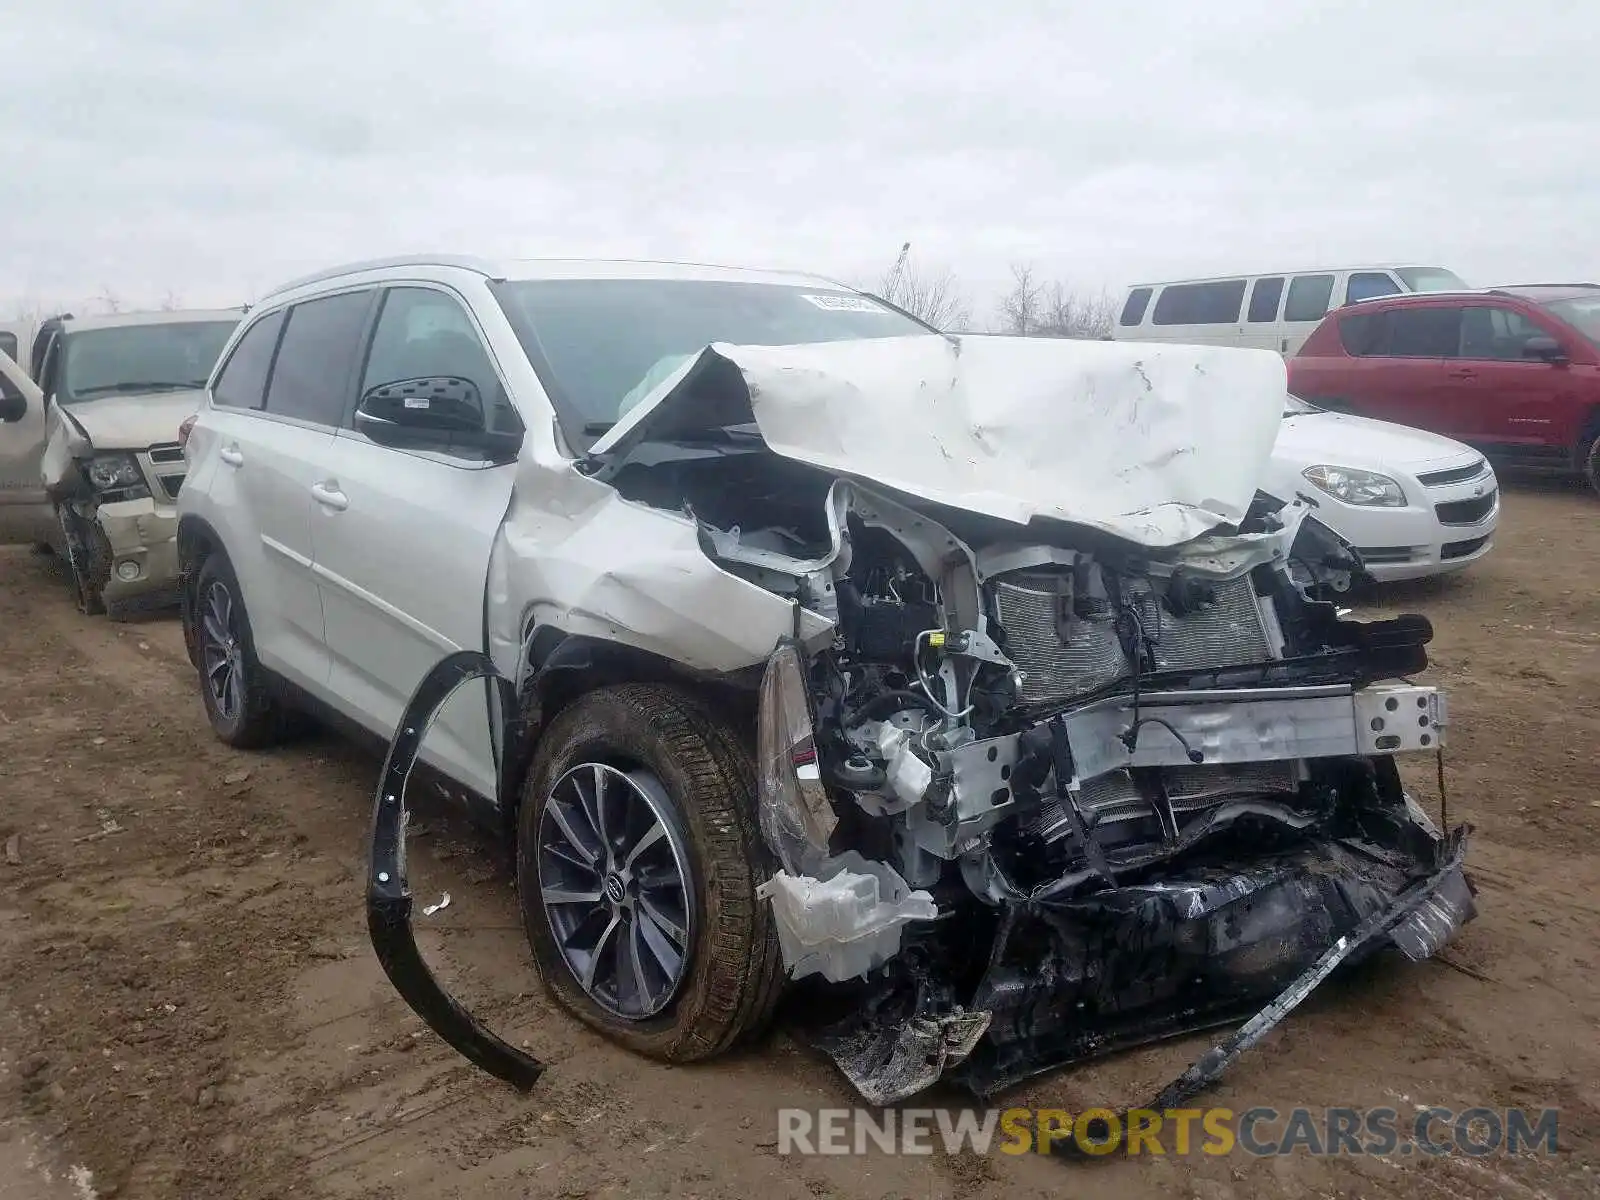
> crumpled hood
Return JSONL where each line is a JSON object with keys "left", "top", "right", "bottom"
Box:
{"left": 54, "top": 388, "right": 207, "bottom": 450}
{"left": 591, "top": 334, "right": 1289, "bottom": 548}
{"left": 1276, "top": 409, "right": 1481, "bottom": 473}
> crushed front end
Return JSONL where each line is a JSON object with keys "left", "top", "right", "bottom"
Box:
{"left": 743, "top": 482, "right": 1474, "bottom": 1107}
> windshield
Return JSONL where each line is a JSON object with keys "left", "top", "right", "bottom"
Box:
{"left": 1395, "top": 267, "right": 1468, "bottom": 292}
{"left": 1542, "top": 296, "right": 1600, "bottom": 343}
{"left": 490, "top": 278, "right": 932, "bottom": 433}
{"left": 59, "top": 320, "right": 238, "bottom": 404}
{"left": 1283, "top": 393, "right": 1321, "bottom": 416}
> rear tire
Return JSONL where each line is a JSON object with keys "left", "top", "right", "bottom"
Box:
{"left": 192, "top": 553, "right": 294, "bottom": 748}
{"left": 516, "top": 683, "right": 783, "bottom": 1062}
{"left": 1585, "top": 433, "right": 1600, "bottom": 496}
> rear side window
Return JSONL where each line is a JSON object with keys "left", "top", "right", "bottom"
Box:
{"left": 1385, "top": 307, "right": 1463, "bottom": 357}
{"left": 212, "top": 310, "right": 286, "bottom": 409}
{"left": 1247, "top": 277, "right": 1284, "bottom": 323}
{"left": 1119, "top": 287, "right": 1153, "bottom": 327}
{"left": 1150, "top": 280, "right": 1247, "bottom": 326}
{"left": 1346, "top": 272, "right": 1401, "bottom": 304}
{"left": 1283, "top": 275, "right": 1335, "bottom": 322}
{"left": 1337, "top": 312, "right": 1383, "bottom": 356}
{"left": 263, "top": 292, "right": 373, "bottom": 425}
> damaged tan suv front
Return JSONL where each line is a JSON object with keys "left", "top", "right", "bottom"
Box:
{"left": 29, "top": 311, "right": 240, "bottom": 617}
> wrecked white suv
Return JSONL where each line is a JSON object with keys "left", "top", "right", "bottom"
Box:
{"left": 177, "top": 257, "right": 1472, "bottom": 1135}
{"left": 5, "top": 311, "right": 241, "bottom": 616}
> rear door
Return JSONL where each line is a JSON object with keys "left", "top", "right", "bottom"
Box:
{"left": 1452, "top": 303, "right": 1574, "bottom": 450}
{"left": 310, "top": 283, "right": 519, "bottom": 801}
{"left": 1341, "top": 304, "right": 1464, "bottom": 436}
{"left": 202, "top": 292, "right": 376, "bottom": 694}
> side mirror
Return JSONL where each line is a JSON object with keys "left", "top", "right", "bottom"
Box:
{"left": 1522, "top": 335, "right": 1569, "bottom": 365}
{"left": 354, "top": 377, "right": 522, "bottom": 460}
{"left": 0, "top": 389, "right": 25, "bottom": 423}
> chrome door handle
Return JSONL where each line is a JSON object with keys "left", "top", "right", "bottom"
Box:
{"left": 219, "top": 445, "right": 244, "bottom": 466}
{"left": 310, "top": 481, "right": 349, "bottom": 511}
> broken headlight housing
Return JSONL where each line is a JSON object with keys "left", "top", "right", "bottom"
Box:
{"left": 85, "top": 453, "right": 149, "bottom": 498}
{"left": 1302, "top": 464, "right": 1405, "bottom": 507}
{"left": 756, "top": 641, "right": 837, "bottom": 875}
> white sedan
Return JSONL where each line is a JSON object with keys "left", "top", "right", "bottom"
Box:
{"left": 1269, "top": 395, "right": 1498, "bottom": 583}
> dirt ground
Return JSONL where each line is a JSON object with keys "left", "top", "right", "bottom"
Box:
{"left": 2, "top": 475, "right": 1598, "bottom": 1200}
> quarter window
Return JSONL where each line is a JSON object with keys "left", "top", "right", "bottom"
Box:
{"left": 1247, "top": 277, "right": 1284, "bottom": 323}
{"left": 1283, "top": 275, "right": 1335, "bottom": 323}
{"left": 212, "top": 310, "right": 286, "bottom": 409}
{"left": 0, "top": 333, "right": 18, "bottom": 401}
{"left": 1150, "top": 280, "right": 1247, "bottom": 326}
{"left": 262, "top": 292, "right": 373, "bottom": 425}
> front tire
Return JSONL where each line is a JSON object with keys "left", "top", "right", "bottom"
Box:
{"left": 516, "top": 684, "right": 783, "bottom": 1062}
{"left": 1585, "top": 432, "right": 1600, "bottom": 496}
{"left": 192, "top": 553, "right": 294, "bottom": 748}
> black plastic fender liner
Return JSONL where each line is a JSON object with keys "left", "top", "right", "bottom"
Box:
{"left": 1046, "top": 827, "right": 1472, "bottom": 1160}
{"left": 368, "top": 648, "right": 545, "bottom": 1092}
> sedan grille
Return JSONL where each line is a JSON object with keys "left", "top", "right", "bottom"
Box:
{"left": 1416, "top": 460, "right": 1487, "bottom": 488}
{"left": 1434, "top": 491, "right": 1495, "bottom": 525}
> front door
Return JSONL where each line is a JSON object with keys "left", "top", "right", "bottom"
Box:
{"left": 310, "top": 284, "right": 519, "bottom": 803}
{"left": 0, "top": 337, "right": 50, "bottom": 545}
{"left": 1453, "top": 304, "right": 1574, "bottom": 451}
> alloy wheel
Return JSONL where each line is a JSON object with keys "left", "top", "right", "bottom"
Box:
{"left": 199, "top": 580, "right": 246, "bottom": 722}
{"left": 538, "top": 763, "right": 696, "bottom": 1019}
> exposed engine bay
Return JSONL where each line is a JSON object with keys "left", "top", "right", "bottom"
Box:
{"left": 645, "top": 448, "right": 1472, "bottom": 1109}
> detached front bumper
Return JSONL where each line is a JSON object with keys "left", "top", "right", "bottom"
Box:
{"left": 93, "top": 497, "right": 181, "bottom": 606}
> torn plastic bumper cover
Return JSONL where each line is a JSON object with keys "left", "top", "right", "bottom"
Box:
{"left": 367, "top": 649, "right": 544, "bottom": 1091}
{"left": 801, "top": 819, "right": 1474, "bottom": 1116}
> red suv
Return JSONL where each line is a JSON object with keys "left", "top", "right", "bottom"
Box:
{"left": 1288, "top": 285, "right": 1600, "bottom": 493}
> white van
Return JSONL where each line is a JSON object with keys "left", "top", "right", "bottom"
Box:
{"left": 1111, "top": 266, "right": 1468, "bottom": 356}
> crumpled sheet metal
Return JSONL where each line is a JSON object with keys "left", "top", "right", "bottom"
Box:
{"left": 594, "top": 334, "right": 1289, "bottom": 549}
{"left": 486, "top": 468, "right": 836, "bottom": 682}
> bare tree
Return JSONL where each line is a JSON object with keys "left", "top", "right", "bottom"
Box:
{"left": 95, "top": 286, "right": 123, "bottom": 314}
{"left": 994, "top": 263, "right": 1113, "bottom": 340}
{"left": 876, "top": 247, "right": 972, "bottom": 331}
{"left": 158, "top": 289, "right": 183, "bottom": 311}
{"left": 996, "top": 263, "right": 1043, "bottom": 335}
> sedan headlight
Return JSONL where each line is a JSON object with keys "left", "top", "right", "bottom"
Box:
{"left": 1302, "top": 464, "right": 1406, "bottom": 507}
{"left": 85, "top": 453, "right": 149, "bottom": 497}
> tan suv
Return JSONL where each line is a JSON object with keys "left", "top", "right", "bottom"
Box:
{"left": 0, "top": 309, "right": 241, "bottom": 617}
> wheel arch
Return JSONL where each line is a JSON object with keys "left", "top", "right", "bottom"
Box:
{"left": 498, "top": 627, "right": 761, "bottom": 837}
{"left": 176, "top": 514, "right": 228, "bottom": 668}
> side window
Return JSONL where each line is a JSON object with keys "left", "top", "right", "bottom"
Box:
{"left": 262, "top": 292, "right": 373, "bottom": 425}
{"left": 1150, "top": 280, "right": 1247, "bottom": 326}
{"left": 361, "top": 287, "right": 516, "bottom": 434}
{"left": 1459, "top": 306, "right": 1548, "bottom": 361}
{"left": 212, "top": 310, "right": 286, "bottom": 409}
{"left": 1385, "top": 307, "right": 1463, "bottom": 357}
{"left": 1119, "top": 287, "right": 1153, "bottom": 327}
{"left": 1283, "top": 274, "right": 1335, "bottom": 323}
{"left": 1247, "top": 277, "right": 1284, "bottom": 323}
{"left": 1337, "top": 312, "right": 1384, "bottom": 356}
{"left": 1346, "top": 272, "right": 1402, "bottom": 305}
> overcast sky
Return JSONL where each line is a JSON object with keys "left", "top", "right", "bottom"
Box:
{"left": 3, "top": 1, "right": 1595, "bottom": 320}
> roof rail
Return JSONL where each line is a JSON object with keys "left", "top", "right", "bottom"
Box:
{"left": 264, "top": 254, "right": 504, "bottom": 298}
